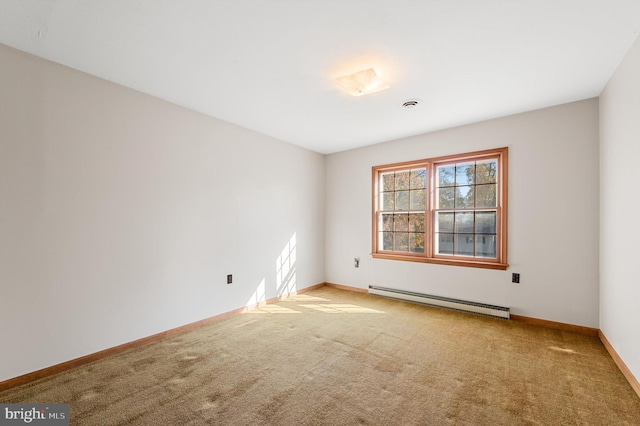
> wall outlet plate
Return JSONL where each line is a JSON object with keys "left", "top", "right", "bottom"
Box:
{"left": 512, "top": 273, "right": 520, "bottom": 283}
{"left": 227, "top": 274, "right": 233, "bottom": 284}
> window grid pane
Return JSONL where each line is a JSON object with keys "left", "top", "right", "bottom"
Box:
{"left": 434, "top": 159, "right": 499, "bottom": 258}
{"left": 378, "top": 168, "right": 427, "bottom": 254}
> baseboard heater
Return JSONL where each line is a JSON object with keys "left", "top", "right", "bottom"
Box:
{"left": 368, "top": 285, "right": 510, "bottom": 319}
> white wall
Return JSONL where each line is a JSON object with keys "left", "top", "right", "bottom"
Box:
{"left": 326, "top": 99, "right": 600, "bottom": 327}
{"left": 599, "top": 36, "right": 640, "bottom": 384}
{"left": 0, "top": 44, "right": 325, "bottom": 382}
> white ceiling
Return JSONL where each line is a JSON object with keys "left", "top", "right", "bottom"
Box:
{"left": 2, "top": 1, "right": 640, "bottom": 154}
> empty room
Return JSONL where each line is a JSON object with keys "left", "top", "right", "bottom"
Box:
{"left": 1, "top": 1, "right": 639, "bottom": 424}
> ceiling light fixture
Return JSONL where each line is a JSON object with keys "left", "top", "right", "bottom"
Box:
{"left": 335, "top": 68, "right": 389, "bottom": 96}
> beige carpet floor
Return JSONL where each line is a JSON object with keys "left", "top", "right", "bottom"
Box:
{"left": 1, "top": 286, "right": 639, "bottom": 425}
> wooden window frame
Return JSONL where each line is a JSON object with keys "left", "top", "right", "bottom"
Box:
{"left": 371, "top": 147, "right": 508, "bottom": 270}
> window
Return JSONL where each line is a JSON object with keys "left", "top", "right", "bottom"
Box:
{"left": 372, "top": 147, "right": 508, "bottom": 270}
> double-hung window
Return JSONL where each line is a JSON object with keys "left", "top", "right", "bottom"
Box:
{"left": 372, "top": 147, "right": 508, "bottom": 270}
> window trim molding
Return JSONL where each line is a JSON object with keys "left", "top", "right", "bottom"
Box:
{"left": 371, "top": 147, "right": 508, "bottom": 270}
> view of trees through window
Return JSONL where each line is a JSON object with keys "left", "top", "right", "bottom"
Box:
{"left": 379, "top": 168, "right": 427, "bottom": 253}
{"left": 434, "top": 159, "right": 498, "bottom": 258}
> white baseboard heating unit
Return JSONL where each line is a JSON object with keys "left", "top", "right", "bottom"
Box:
{"left": 369, "top": 285, "right": 510, "bottom": 320}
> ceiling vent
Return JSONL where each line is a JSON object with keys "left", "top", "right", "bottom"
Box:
{"left": 402, "top": 99, "right": 421, "bottom": 109}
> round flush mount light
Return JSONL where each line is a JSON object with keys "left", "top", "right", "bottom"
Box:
{"left": 401, "top": 99, "right": 421, "bottom": 109}
{"left": 335, "top": 68, "right": 390, "bottom": 96}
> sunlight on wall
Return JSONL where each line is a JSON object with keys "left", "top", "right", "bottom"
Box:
{"left": 276, "top": 232, "right": 297, "bottom": 296}
{"left": 246, "top": 278, "right": 266, "bottom": 308}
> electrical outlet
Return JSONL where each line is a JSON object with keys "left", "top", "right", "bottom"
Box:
{"left": 227, "top": 274, "right": 233, "bottom": 284}
{"left": 354, "top": 258, "right": 360, "bottom": 268}
{"left": 512, "top": 273, "right": 520, "bottom": 283}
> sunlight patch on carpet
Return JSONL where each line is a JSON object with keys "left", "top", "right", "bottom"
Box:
{"left": 548, "top": 346, "right": 580, "bottom": 355}
{"left": 300, "top": 304, "right": 384, "bottom": 314}
{"left": 244, "top": 305, "right": 302, "bottom": 314}
{"left": 290, "top": 294, "right": 330, "bottom": 302}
